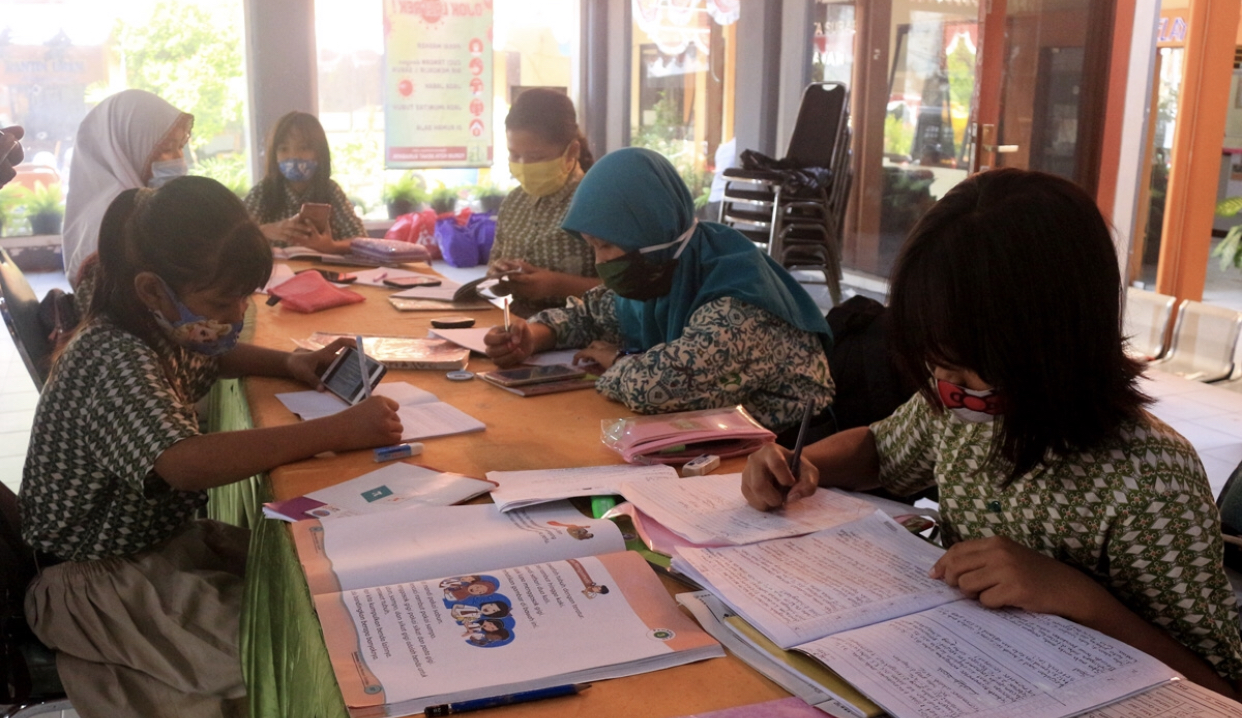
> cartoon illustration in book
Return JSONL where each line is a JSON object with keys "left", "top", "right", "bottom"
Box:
{"left": 547, "top": 520, "right": 594, "bottom": 540}
{"left": 450, "top": 598, "right": 512, "bottom": 624}
{"left": 565, "top": 558, "right": 611, "bottom": 599}
{"left": 440, "top": 575, "right": 500, "bottom": 602}
{"left": 462, "top": 618, "right": 513, "bottom": 648}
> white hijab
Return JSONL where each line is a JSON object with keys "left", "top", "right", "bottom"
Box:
{"left": 62, "top": 89, "right": 186, "bottom": 283}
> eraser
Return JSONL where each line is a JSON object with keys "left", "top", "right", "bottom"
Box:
{"left": 373, "top": 442, "right": 424, "bottom": 462}
{"left": 681, "top": 454, "right": 721, "bottom": 477}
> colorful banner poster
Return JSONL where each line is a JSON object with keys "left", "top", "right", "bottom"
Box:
{"left": 384, "top": 1, "right": 493, "bottom": 168}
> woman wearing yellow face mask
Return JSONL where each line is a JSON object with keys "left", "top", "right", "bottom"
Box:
{"left": 488, "top": 89, "right": 600, "bottom": 315}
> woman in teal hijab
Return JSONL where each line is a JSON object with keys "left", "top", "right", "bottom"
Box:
{"left": 484, "top": 147, "right": 835, "bottom": 434}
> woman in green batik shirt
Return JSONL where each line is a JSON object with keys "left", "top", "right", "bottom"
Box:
{"left": 487, "top": 88, "right": 600, "bottom": 315}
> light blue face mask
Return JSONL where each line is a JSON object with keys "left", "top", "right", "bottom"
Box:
{"left": 279, "top": 158, "right": 319, "bottom": 183}
{"left": 147, "top": 157, "right": 187, "bottom": 188}
{"left": 150, "top": 277, "right": 242, "bottom": 357}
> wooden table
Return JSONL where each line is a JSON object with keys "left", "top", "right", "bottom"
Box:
{"left": 229, "top": 263, "right": 789, "bottom": 718}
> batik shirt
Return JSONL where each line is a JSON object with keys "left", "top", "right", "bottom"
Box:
{"left": 491, "top": 178, "right": 596, "bottom": 312}
{"left": 20, "top": 320, "right": 220, "bottom": 562}
{"left": 871, "top": 394, "right": 1242, "bottom": 681}
{"left": 244, "top": 178, "right": 366, "bottom": 246}
{"left": 530, "top": 286, "right": 833, "bottom": 432}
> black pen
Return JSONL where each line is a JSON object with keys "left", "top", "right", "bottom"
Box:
{"left": 787, "top": 401, "right": 814, "bottom": 482}
{"left": 424, "top": 683, "right": 589, "bottom": 715}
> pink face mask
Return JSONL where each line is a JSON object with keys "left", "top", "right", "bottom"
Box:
{"left": 936, "top": 379, "right": 1004, "bottom": 423}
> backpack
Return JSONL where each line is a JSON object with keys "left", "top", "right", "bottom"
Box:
{"left": 825, "top": 296, "right": 917, "bottom": 431}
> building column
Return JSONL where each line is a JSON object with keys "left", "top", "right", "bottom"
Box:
{"left": 243, "top": 0, "right": 318, "bottom": 180}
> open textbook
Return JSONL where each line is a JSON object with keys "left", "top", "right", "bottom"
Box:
{"left": 275, "top": 381, "right": 484, "bottom": 441}
{"left": 672, "top": 511, "right": 1179, "bottom": 718}
{"left": 291, "top": 502, "right": 723, "bottom": 717}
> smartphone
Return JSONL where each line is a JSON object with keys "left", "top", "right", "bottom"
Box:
{"left": 297, "top": 268, "right": 357, "bottom": 283}
{"left": 484, "top": 364, "right": 587, "bottom": 387}
{"left": 320, "top": 346, "right": 387, "bottom": 405}
{"left": 383, "top": 276, "right": 441, "bottom": 288}
{"left": 300, "top": 202, "right": 332, "bottom": 233}
{"left": 431, "top": 316, "right": 476, "bottom": 329}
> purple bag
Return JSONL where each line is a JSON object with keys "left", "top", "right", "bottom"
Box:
{"left": 436, "top": 210, "right": 497, "bottom": 268}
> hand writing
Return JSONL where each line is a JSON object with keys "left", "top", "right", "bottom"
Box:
{"left": 741, "top": 443, "right": 819, "bottom": 511}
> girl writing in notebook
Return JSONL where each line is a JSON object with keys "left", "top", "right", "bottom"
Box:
{"left": 741, "top": 168, "right": 1242, "bottom": 697}
{"left": 483, "top": 147, "right": 834, "bottom": 437}
{"left": 244, "top": 110, "right": 365, "bottom": 253}
{"left": 20, "top": 176, "right": 402, "bottom": 717}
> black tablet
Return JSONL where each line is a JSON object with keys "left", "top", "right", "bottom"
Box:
{"left": 320, "top": 346, "right": 387, "bottom": 405}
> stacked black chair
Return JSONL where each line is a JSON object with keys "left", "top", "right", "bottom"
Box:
{"left": 0, "top": 248, "right": 52, "bottom": 391}
{"left": 719, "top": 82, "right": 851, "bottom": 305}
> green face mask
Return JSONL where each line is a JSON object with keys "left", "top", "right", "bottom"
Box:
{"left": 509, "top": 147, "right": 572, "bottom": 198}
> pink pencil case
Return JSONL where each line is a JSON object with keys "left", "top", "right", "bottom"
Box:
{"left": 268, "top": 270, "right": 365, "bottom": 313}
{"left": 350, "top": 238, "right": 432, "bottom": 263}
{"left": 601, "top": 405, "right": 776, "bottom": 464}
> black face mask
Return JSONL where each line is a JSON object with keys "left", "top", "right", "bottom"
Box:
{"left": 594, "top": 224, "right": 695, "bottom": 301}
{"left": 595, "top": 250, "right": 679, "bottom": 300}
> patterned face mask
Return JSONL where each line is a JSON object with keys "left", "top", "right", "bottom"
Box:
{"left": 936, "top": 379, "right": 1003, "bottom": 423}
{"left": 150, "top": 278, "right": 242, "bottom": 357}
{"left": 279, "top": 158, "right": 318, "bottom": 183}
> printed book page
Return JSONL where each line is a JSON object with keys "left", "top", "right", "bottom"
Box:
{"left": 486, "top": 464, "right": 678, "bottom": 512}
{"left": 672, "top": 511, "right": 960, "bottom": 649}
{"left": 800, "top": 601, "right": 1177, "bottom": 718}
{"left": 312, "top": 552, "right": 723, "bottom": 715}
{"left": 262, "top": 463, "right": 493, "bottom": 522}
{"left": 296, "top": 333, "right": 469, "bottom": 370}
{"left": 292, "top": 501, "right": 627, "bottom": 595}
{"left": 677, "top": 591, "right": 882, "bottom": 718}
{"left": 620, "top": 473, "right": 875, "bottom": 546}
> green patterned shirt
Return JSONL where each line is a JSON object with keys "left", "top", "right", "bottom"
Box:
{"left": 530, "top": 286, "right": 833, "bottom": 432}
{"left": 244, "top": 178, "right": 365, "bottom": 246}
{"left": 871, "top": 394, "right": 1242, "bottom": 680}
{"left": 491, "top": 177, "right": 596, "bottom": 312}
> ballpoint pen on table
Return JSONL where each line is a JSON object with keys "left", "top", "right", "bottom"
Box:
{"left": 355, "top": 334, "right": 371, "bottom": 399}
{"left": 503, "top": 296, "right": 511, "bottom": 332}
{"left": 423, "top": 683, "right": 589, "bottom": 716}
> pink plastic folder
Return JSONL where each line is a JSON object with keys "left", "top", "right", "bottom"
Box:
{"left": 601, "top": 405, "right": 776, "bottom": 464}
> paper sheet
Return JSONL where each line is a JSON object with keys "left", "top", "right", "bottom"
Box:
{"left": 620, "top": 473, "right": 875, "bottom": 546}
{"left": 275, "top": 381, "right": 484, "bottom": 441}
{"left": 275, "top": 381, "right": 439, "bottom": 420}
{"left": 801, "top": 601, "right": 1177, "bottom": 718}
{"left": 486, "top": 464, "right": 678, "bottom": 512}
{"left": 262, "top": 463, "right": 493, "bottom": 521}
{"left": 672, "top": 511, "right": 961, "bottom": 649}
{"left": 429, "top": 328, "right": 580, "bottom": 367}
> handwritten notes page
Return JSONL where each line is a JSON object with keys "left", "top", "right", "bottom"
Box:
{"left": 486, "top": 464, "right": 678, "bottom": 512}
{"left": 275, "top": 381, "right": 484, "bottom": 441}
{"left": 800, "top": 601, "right": 1176, "bottom": 718}
{"left": 1079, "top": 679, "right": 1242, "bottom": 717}
{"left": 620, "top": 473, "right": 875, "bottom": 546}
{"left": 672, "top": 511, "right": 960, "bottom": 649}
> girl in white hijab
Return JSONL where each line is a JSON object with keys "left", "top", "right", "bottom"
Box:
{"left": 62, "top": 89, "right": 193, "bottom": 284}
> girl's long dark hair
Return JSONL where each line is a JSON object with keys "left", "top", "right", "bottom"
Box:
{"left": 888, "top": 168, "right": 1149, "bottom": 481}
{"left": 87, "top": 176, "right": 271, "bottom": 350}
{"left": 256, "top": 111, "right": 334, "bottom": 223}
{"left": 504, "top": 88, "right": 594, "bottom": 171}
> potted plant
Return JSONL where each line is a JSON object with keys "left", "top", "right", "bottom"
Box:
{"left": 429, "top": 184, "right": 459, "bottom": 215}
{"left": 0, "top": 184, "right": 24, "bottom": 236}
{"left": 382, "top": 171, "right": 427, "bottom": 218}
{"left": 473, "top": 183, "right": 507, "bottom": 214}
{"left": 24, "top": 181, "right": 64, "bottom": 236}
{"left": 1212, "top": 195, "right": 1242, "bottom": 269}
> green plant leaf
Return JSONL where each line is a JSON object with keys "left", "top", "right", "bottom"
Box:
{"left": 1216, "top": 196, "right": 1242, "bottom": 217}
{"left": 1213, "top": 225, "right": 1242, "bottom": 270}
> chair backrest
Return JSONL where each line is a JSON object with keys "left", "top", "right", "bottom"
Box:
{"left": 1122, "top": 287, "right": 1176, "bottom": 360}
{"left": 0, "top": 247, "right": 51, "bottom": 390}
{"left": 785, "top": 82, "right": 849, "bottom": 170}
{"left": 1159, "top": 299, "right": 1242, "bottom": 382}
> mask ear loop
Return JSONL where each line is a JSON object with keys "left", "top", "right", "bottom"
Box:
{"left": 637, "top": 219, "right": 699, "bottom": 257}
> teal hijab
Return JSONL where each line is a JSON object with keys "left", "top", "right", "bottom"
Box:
{"left": 561, "top": 147, "right": 832, "bottom": 352}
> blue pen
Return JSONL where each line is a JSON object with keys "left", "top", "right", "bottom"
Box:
{"left": 423, "top": 683, "right": 588, "bottom": 716}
